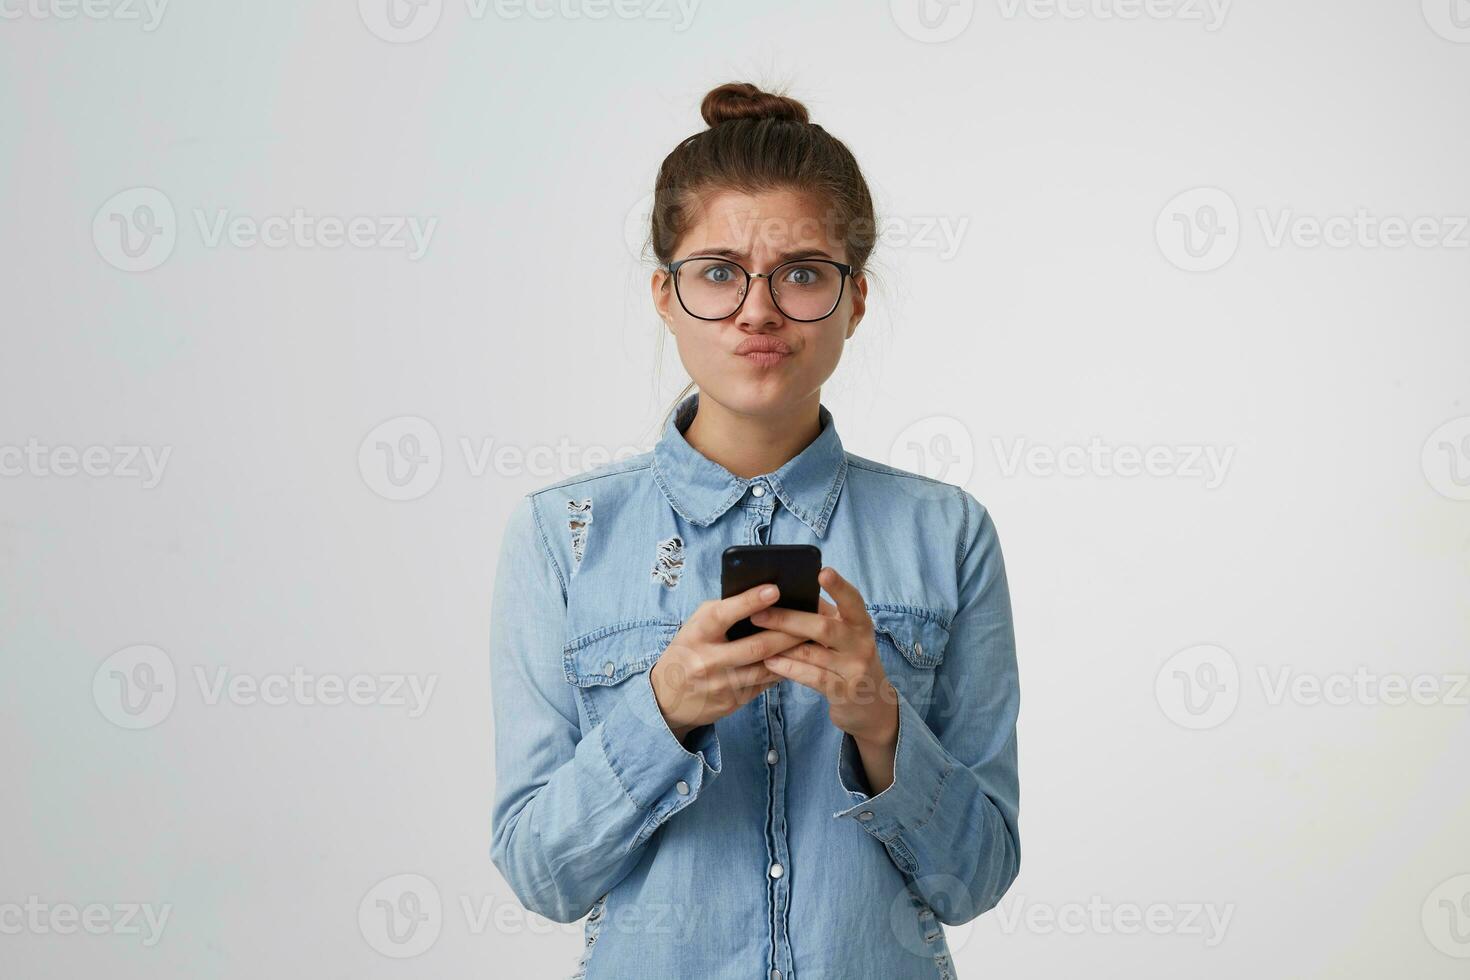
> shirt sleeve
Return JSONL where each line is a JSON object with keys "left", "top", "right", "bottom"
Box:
{"left": 489, "top": 494, "right": 722, "bottom": 924}
{"left": 831, "top": 488, "right": 1021, "bottom": 926}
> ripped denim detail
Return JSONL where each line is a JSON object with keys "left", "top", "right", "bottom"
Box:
{"left": 650, "top": 534, "right": 684, "bottom": 588}
{"left": 568, "top": 892, "right": 609, "bottom": 979}
{"left": 567, "top": 498, "right": 593, "bottom": 567}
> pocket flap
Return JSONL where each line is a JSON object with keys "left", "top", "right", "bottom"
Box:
{"left": 868, "top": 606, "right": 950, "bottom": 668}
{"left": 563, "top": 619, "right": 681, "bottom": 687}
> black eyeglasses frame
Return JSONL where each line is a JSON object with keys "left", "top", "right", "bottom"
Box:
{"left": 663, "top": 255, "right": 856, "bottom": 322}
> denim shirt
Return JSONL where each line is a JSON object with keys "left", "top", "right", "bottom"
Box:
{"left": 489, "top": 390, "right": 1020, "bottom": 980}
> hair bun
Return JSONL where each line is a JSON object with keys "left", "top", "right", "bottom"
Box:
{"left": 700, "top": 82, "right": 810, "bottom": 127}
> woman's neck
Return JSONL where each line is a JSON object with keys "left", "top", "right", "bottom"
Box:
{"left": 682, "top": 392, "right": 823, "bottom": 481}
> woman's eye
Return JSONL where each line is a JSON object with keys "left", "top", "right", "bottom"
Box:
{"left": 703, "top": 265, "right": 736, "bottom": 283}
{"left": 783, "top": 266, "right": 817, "bottom": 286}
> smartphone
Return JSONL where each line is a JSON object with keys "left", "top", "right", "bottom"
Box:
{"left": 721, "top": 544, "right": 822, "bottom": 641}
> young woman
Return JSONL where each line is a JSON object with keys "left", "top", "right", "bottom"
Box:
{"left": 490, "top": 81, "right": 1020, "bottom": 980}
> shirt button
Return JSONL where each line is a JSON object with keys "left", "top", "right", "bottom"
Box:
{"left": 603, "top": 661, "right": 615, "bottom": 676}
{"left": 914, "top": 641, "right": 923, "bottom": 657}
{"left": 751, "top": 484, "right": 765, "bottom": 497}
{"left": 766, "top": 749, "right": 779, "bottom": 765}
{"left": 769, "top": 862, "right": 784, "bottom": 878}
{"left": 771, "top": 971, "right": 782, "bottom": 980}
{"left": 675, "top": 779, "right": 689, "bottom": 796}
{"left": 858, "top": 810, "right": 874, "bottom": 821}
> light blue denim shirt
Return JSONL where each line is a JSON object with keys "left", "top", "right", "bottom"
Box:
{"left": 490, "top": 390, "right": 1020, "bottom": 980}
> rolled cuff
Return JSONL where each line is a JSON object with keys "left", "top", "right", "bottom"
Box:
{"left": 832, "top": 685, "right": 955, "bottom": 844}
{"left": 598, "top": 667, "right": 722, "bottom": 817}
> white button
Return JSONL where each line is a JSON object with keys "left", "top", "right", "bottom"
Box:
{"left": 751, "top": 484, "right": 765, "bottom": 497}
{"left": 858, "top": 810, "right": 874, "bottom": 821}
{"left": 766, "top": 749, "right": 779, "bottom": 765}
{"left": 675, "top": 780, "right": 689, "bottom": 796}
{"left": 772, "top": 971, "right": 782, "bottom": 980}
{"left": 769, "top": 862, "right": 784, "bottom": 878}
{"left": 603, "top": 661, "right": 615, "bottom": 676}
{"left": 914, "top": 641, "right": 923, "bottom": 657}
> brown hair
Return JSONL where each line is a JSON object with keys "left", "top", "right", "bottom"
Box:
{"left": 648, "top": 81, "right": 878, "bottom": 428}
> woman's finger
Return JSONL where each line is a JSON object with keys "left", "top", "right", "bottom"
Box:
{"left": 763, "top": 650, "right": 838, "bottom": 697}
{"left": 818, "top": 566, "right": 872, "bottom": 630}
{"left": 721, "top": 661, "right": 781, "bottom": 689}
{"left": 750, "top": 606, "right": 846, "bottom": 649}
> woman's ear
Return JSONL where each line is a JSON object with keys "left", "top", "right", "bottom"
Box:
{"left": 652, "top": 269, "right": 675, "bottom": 331}
{"left": 845, "top": 272, "right": 868, "bottom": 339}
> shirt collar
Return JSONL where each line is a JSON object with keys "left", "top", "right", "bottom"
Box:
{"left": 652, "top": 390, "right": 848, "bottom": 538}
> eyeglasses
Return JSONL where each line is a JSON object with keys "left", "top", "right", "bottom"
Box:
{"left": 664, "top": 255, "right": 855, "bottom": 322}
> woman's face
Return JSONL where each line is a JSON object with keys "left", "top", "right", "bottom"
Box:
{"left": 652, "top": 187, "right": 866, "bottom": 419}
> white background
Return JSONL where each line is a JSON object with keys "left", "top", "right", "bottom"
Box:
{"left": 2, "top": 1, "right": 1469, "bottom": 977}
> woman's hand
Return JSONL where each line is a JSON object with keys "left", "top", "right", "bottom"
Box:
{"left": 748, "top": 567, "right": 900, "bottom": 786}
{"left": 650, "top": 584, "right": 808, "bottom": 742}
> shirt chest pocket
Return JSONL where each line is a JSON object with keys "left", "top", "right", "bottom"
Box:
{"left": 562, "top": 619, "right": 682, "bottom": 730}
{"left": 867, "top": 605, "right": 952, "bottom": 721}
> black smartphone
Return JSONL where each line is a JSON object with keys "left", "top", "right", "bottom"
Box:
{"left": 720, "top": 544, "right": 822, "bottom": 641}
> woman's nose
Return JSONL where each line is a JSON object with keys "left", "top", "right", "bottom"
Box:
{"left": 737, "top": 274, "right": 784, "bottom": 324}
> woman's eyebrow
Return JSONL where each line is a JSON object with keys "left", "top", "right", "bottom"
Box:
{"left": 691, "top": 247, "right": 835, "bottom": 262}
